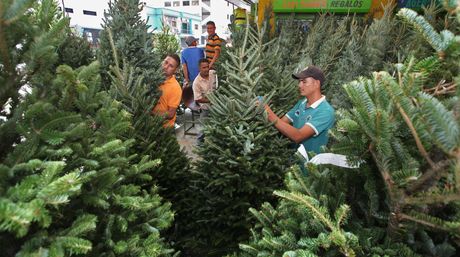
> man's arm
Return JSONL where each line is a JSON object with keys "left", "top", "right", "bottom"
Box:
{"left": 265, "top": 105, "right": 315, "bottom": 144}
{"left": 209, "top": 48, "right": 220, "bottom": 69}
{"left": 182, "top": 64, "right": 190, "bottom": 86}
{"left": 152, "top": 107, "right": 176, "bottom": 120}
{"left": 196, "top": 97, "right": 210, "bottom": 104}
{"left": 165, "top": 107, "right": 176, "bottom": 120}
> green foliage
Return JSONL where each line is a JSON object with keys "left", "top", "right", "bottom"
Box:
{"left": 0, "top": 62, "right": 175, "bottom": 256}
{"left": 152, "top": 25, "right": 181, "bottom": 59}
{"left": 269, "top": 5, "right": 458, "bottom": 110}
{"left": 0, "top": 0, "right": 68, "bottom": 160}
{"left": 237, "top": 55, "right": 459, "bottom": 257}
{"left": 57, "top": 32, "right": 94, "bottom": 69}
{"left": 397, "top": 8, "right": 454, "bottom": 53}
{"left": 238, "top": 5, "right": 460, "bottom": 257}
{"left": 98, "top": 0, "right": 163, "bottom": 91}
{"left": 331, "top": 9, "right": 460, "bottom": 253}
{"left": 177, "top": 25, "right": 296, "bottom": 256}
{"left": 106, "top": 29, "right": 191, "bottom": 233}
{"left": 296, "top": 11, "right": 397, "bottom": 109}
{"left": 98, "top": 3, "right": 190, "bottom": 251}
{"left": 237, "top": 164, "right": 427, "bottom": 257}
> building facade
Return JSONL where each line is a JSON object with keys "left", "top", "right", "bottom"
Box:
{"left": 145, "top": 0, "right": 250, "bottom": 45}
{"left": 57, "top": 0, "right": 108, "bottom": 46}
{"left": 56, "top": 0, "right": 251, "bottom": 47}
{"left": 144, "top": 6, "right": 201, "bottom": 48}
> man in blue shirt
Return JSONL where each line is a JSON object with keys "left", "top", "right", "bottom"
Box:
{"left": 263, "top": 66, "right": 335, "bottom": 155}
{"left": 181, "top": 36, "right": 204, "bottom": 88}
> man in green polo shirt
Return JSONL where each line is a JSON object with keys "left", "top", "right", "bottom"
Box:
{"left": 263, "top": 66, "right": 335, "bottom": 156}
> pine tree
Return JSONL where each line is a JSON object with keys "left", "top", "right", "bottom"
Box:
{"left": 57, "top": 32, "right": 94, "bottom": 69}
{"left": 0, "top": 0, "right": 68, "bottom": 160}
{"left": 97, "top": 0, "right": 191, "bottom": 247}
{"left": 360, "top": 5, "right": 395, "bottom": 75}
{"left": 0, "top": 61, "right": 175, "bottom": 256}
{"left": 1, "top": 1, "right": 175, "bottom": 255}
{"left": 152, "top": 26, "right": 181, "bottom": 59}
{"left": 98, "top": 0, "right": 163, "bottom": 91}
{"left": 178, "top": 25, "right": 297, "bottom": 256}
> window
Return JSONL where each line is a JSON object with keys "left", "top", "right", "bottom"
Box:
{"left": 227, "top": 14, "right": 229, "bottom": 19}
{"left": 195, "top": 24, "right": 198, "bottom": 30}
{"left": 192, "top": 0, "right": 199, "bottom": 5}
{"left": 173, "top": 1, "right": 180, "bottom": 6}
{"left": 171, "top": 20, "right": 177, "bottom": 27}
{"left": 165, "top": 1, "right": 171, "bottom": 7}
{"left": 181, "top": 23, "right": 189, "bottom": 34}
{"left": 83, "top": 10, "right": 97, "bottom": 16}
{"left": 65, "top": 7, "right": 73, "bottom": 13}
{"left": 183, "top": 1, "right": 190, "bottom": 6}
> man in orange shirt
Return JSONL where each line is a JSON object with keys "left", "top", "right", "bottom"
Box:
{"left": 153, "top": 54, "right": 182, "bottom": 128}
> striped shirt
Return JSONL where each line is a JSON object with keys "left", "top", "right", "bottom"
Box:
{"left": 205, "top": 33, "right": 222, "bottom": 63}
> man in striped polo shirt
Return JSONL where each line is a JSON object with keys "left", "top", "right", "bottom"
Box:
{"left": 205, "top": 21, "right": 222, "bottom": 70}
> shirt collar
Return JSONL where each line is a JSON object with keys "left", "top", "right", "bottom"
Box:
{"left": 198, "top": 74, "right": 209, "bottom": 80}
{"left": 306, "top": 95, "right": 326, "bottom": 109}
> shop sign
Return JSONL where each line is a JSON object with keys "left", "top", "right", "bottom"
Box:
{"left": 273, "top": 0, "right": 372, "bottom": 13}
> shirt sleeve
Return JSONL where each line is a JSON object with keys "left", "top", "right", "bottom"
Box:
{"left": 305, "top": 108, "right": 335, "bottom": 136}
{"left": 193, "top": 80, "right": 203, "bottom": 101}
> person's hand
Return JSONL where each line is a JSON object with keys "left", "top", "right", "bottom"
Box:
{"left": 255, "top": 96, "right": 269, "bottom": 111}
{"left": 183, "top": 80, "right": 190, "bottom": 88}
{"left": 255, "top": 96, "right": 263, "bottom": 106}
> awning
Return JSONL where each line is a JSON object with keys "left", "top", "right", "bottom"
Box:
{"left": 224, "top": 0, "right": 254, "bottom": 8}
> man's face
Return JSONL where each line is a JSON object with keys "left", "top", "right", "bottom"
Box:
{"left": 199, "top": 62, "right": 210, "bottom": 77}
{"left": 162, "top": 56, "right": 178, "bottom": 77}
{"left": 298, "top": 77, "right": 319, "bottom": 97}
{"left": 207, "top": 24, "right": 216, "bottom": 35}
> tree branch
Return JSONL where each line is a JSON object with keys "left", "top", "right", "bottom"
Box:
{"left": 405, "top": 192, "right": 460, "bottom": 205}
{"left": 406, "top": 159, "right": 451, "bottom": 194}
{"left": 393, "top": 96, "right": 436, "bottom": 168}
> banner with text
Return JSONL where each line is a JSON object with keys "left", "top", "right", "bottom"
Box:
{"left": 273, "top": 0, "right": 372, "bottom": 13}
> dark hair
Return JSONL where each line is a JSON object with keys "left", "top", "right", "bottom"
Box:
{"left": 198, "top": 58, "right": 209, "bottom": 66}
{"left": 166, "top": 53, "right": 180, "bottom": 67}
{"left": 206, "top": 21, "right": 216, "bottom": 27}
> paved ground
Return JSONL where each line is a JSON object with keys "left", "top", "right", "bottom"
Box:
{"left": 175, "top": 108, "right": 202, "bottom": 161}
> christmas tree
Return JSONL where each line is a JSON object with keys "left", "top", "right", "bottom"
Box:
{"left": 97, "top": 0, "right": 191, "bottom": 246}
{"left": 152, "top": 25, "right": 181, "bottom": 59}
{"left": 0, "top": 0, "right": 68, "bottom": 159}
{"left": 57, "top": 32, "right": 94, "bottom": 69}
{"left": 98, "top": 0, "right": 163, "bottom": 91}
{"left": 0, "top": 61, "right": 175, "bottom": 256}
{"left": 177, "top": 25, "right": 297, "bottom": 256}
{"left": 1, "top": 1, "right": 175, "bottom": 255}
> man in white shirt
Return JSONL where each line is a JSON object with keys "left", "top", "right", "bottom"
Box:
{"left": 193, "top": 59, "right": 216, "bottom": 115}
{"left": 193, "top": 59, "right": 216, "bottom": 141}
